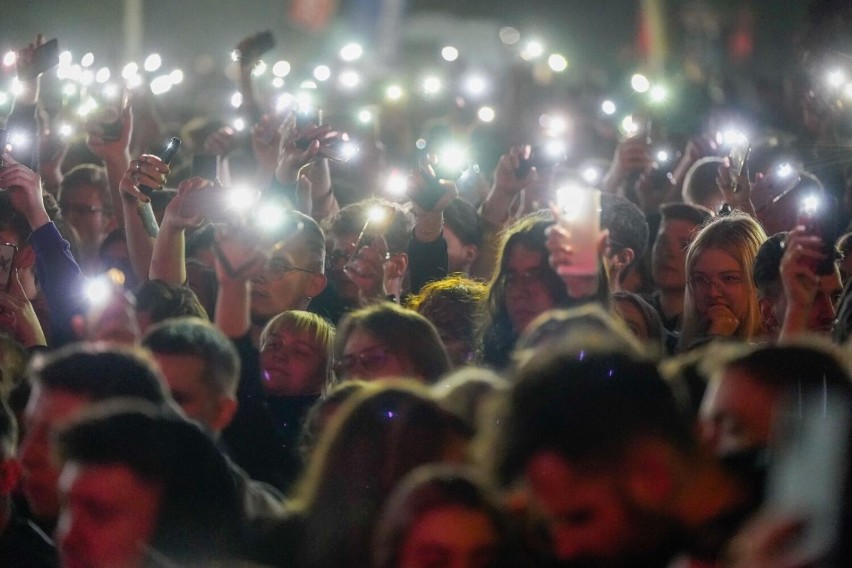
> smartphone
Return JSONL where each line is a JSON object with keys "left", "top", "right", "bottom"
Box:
{"left": 192, "top": 154, "right": 221, "bottom": 182}
{"left": 296, "top": 107, "right": 323, "bottom": 132}
{"left": 17, "top": 38, "right": 59, "bottom": 80}
{"left": 797, "top": 194, "right": 838, "bottom": 275}
{"left": 239, "top": 31, "right": 275, "bottom": 60}
{"left": 728, "top": 140, "right": 751, "bottom": 193}
{"left": 0, "top": 129, "right": 7, "bottom": 169}
{"left": 406, "top": 169, "right": 444, "bottom": 211}
{"left": 554, "top": 185, "right": 601, "bottom": 276}
{"left": 516, "top": 145, "right": 565, "bottom": 179}
{"left": 766, "top": 388, "right": 852, "bottom": 566}
{"left": 0, "top": 243, "right": 17, "bottom": 292}
{"left": 139, "top": 137, "right": 181, "bottom": 197}
{"left": 318, "top": 137, "right": 358, "bottom": 163}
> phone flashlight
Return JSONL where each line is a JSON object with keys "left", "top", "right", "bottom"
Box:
{"left": 555, "top": 184, "right": 601, "bottom": 277}
{"left": 84, "top": 269, "right": 126, "bottom": 306}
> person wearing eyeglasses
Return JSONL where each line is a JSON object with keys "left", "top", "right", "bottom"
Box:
{"left": 57, "top": 164, "right": 116, "bottom": 275}
{"left": 680, "top": 211, "right": 767, "bottom": 351}
{"left": 333, "top": 302, "right": 451, "bottom": 383}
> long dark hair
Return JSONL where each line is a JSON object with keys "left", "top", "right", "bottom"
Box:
{"left": 480, "top": 213, "right": 609, "bottom": 369}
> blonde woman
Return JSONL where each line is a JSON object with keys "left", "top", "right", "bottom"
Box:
{"left": 680, "top": 211, "right": 767, "bottom": 350}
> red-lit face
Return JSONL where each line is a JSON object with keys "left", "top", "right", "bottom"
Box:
{"left": 503, "top": 245, "right": 557, "bottom": 334}
{"left": 260, "top": 328, "right": 328, "bottom": 396}
{"left": 398, "top": 505, "right": 499, "bottom": 568}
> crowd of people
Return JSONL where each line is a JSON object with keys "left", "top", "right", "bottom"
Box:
{"left": 1, "top": 9, "right": 852, "bottom": 567}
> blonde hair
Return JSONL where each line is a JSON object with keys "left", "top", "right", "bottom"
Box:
{"left": 679, "top": 212, "right": 767, "bottom": 350}
{"left": 259, "top": 310, "right": 336, "bottom": 392}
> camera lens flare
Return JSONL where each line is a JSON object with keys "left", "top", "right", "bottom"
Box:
{"left": 631, "top": 73, "right": 650, "bottom": 93}
{"left": 122, "top": 62, "right": 138, "bottom": 80}
{"left": 521, "top": 40, "right": 545, "bottom": 61}
{"left": 441, "top": 46, "right": 459, "bottom": 62}
{"left": 499, "top": 27, "right": 521, "bottom": 45}
{"left": 339, "top": 70, "right": 360, "bottom": 89}
{"left": 386, "top": 84, "right": 404, "bottom": 101}
{"left": 422, "top": 76, "right": 442, "bottom": 95}
{"left": 649, "top": 85, "right": 667, "bottom": 103}
{"left": 357, "top": 109, "right": 372, "bottom": 124}
{"left": 170, "top": 69, "right": 184, "bottom": 84}
{"left": 656, "top": 150, "right": 670, "bottom": 163}
{"left": 258, "top": 203, "right": 286, "bottom": 229}
{"left": 313, "top": 65, "right": 331, "bottom": 82}
{"left": 2, "top": 51, "right": 16, "bottom": 67}
{"left": 81, "top": 52, "right": 95, "bottom": 68}
{"left": 95, "top": 67, "right": 110, "bottom": 83}
{"left": 464, "top": 75, "right": 488, "bottom": 97}
{"left": 149, "top": 75, "right": 173, "bottom": 95}
{"left": 548, "top": 54, "right": 569, "bottom": 72}
{"left": 272, "top": 60, "right": 291, "bottom": 77}
{"left": 582, "top": 167, "right": 601, "bottom": 184}
{"left": 827, "top": 69, "right": 845, "bottom": 88}
{"left": 601, "top": 100, "right": 617, "bottom": 115}
{"left": 340, "top": 43, "right": 364, "bottom": 62}
{"left": 477, "top": 106, "right": 495, "bottom": 123}
{"left": 233, "top": 117, "right": 246, "bottom": 132}
{"left": 230, "top": 92, "right": 243, "bottom": 108}
{"left": 144, "top": 53, "right": 162, "bottom": 73}
{"left": 385, "top": 171, "right": 408, "bottom": 196}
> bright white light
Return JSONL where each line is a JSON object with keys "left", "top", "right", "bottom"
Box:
{"left": 385, "top": 171, "right": 408, "bottom": 196}
{"left": 230, "top": 50, "right": 240, "bottom": 63}
{"left": 656, "top": 150, "right": 670, "bottom": 163}
{"left": 631, "top": 73, "right": 650, "bottom": 93}
{"left": 621, "top": 115, "right": 638, "bottom": 135}
{"left": 233, "top": 117, "right": 246, "bottom": 132}
{"left": 59, "top": 123, "right": 73, "bottom": 138}
{"left": 257, "top": 204, "right": 284, "bottom": 229}
{"left": 313, "top": 65, "right": 331, "bottom": 82}
{"left": 252, "top": 60, "right": 267, "bottom": 77}
{"left": 802, "top": 195, "right": 819, "bottom": 215}
{"left": 523, "top": 40, "right": 544, "bottom": 60}
{"left": 226, "top": 186, "right": 256, "bottom": 211}
{"left": 122, "top": 62, "right": 138, "bottom": 80}
{"left": 499, "top": 27, "right": 521, "bottom": 45}
{"left": 415, "top": 138, "right": 427, "bottom": 150}
{"left": 828, "top": 69, "right": 845, "bottom": 88}
{"left": 423, "top": 76, "right": 442, "bottom": 95}
{"left": 95, "top": 67, "right": 110, "bottom": 83}
{"left": 230, "top": 92, "right": 243, "bottom": 108}
{"left": 77, "top": 101, "right": 96, "bottom": 117}
{"left": 777, "top": 163, "right": 794, "bottom": 178}
{"left": 582, "top": 167, "right": 601, "bottom": 184}
{"left": 464, "top": 75, "right": 487, "bottom": 97}
{"left": 272, "top": 77, "right": 284, "bottom": 88}
{"left": 845, "top": 84, "right": 852, "bottom": 100}
{"left": 339, "top": 143, "right": 359, "bottom": 161}
{"left": 149, "top": 75, "right": 173, "bottom": 95}
{"left": 273, "top": 60, "right": 291, "bottom": 77}
{"left": 169, "top": 69, "right": 183, "bottom": 84}
{"left": 102, "top": 83, "right": 119, "bottom": 98}
{"left": 59, "top": 51, "right": 72, "bottom": 66}
{"left": 300, "top": 81, "right": 318, "bottom": 90}
{"left": 63, "top": 83, "right": 77, "bottom": 97}
{"left": 386, "top": 84, "right": 403, "bottom": 101}
{"left": 81, "top": 52, "right": 94, "bottom": 68}
{"left": 276, "top": 93, "right": 295, "bottom": 112}
{"left": 340, "top": 43, "right": 363, "bottom": 62}
{"left": 295, "top": 91, "right": 312, "bottom": 109}
{"left": 339, "top": 70, "right": 360, "bottom": 89}
{"left": 84, "top": 278, "right": 110, "bottom": 306}
{"left": 126, "top": 74, "right": 143, "bottom": 89}
{"left": 2, "top": 51, "right": 16, "bottom": 67}
{"left": 649, "top": 85, "right": 667, "bottom": 103}
{"left": 144, "top": 53, "right": 162, "bottom": 73}
{"left": 67, "top": 65, "right": 82, "bottom": 82}
{"left": 601, "top": 100, "right": 616, "bottom": 115}
{"left": 358, "top": 109, "right": 372, "bottom": 124}
{"left": 439, "top": 144, "right": 468, "bottom": 171}
{"left": 544, "top": 140, "right": 566, "bottom": 159}
{"left": 9, "top": 132, "right": 28, "bottom": 150}
{"left": 368, "top": 206, "right": 387, "bottom": 222}
{"left": 546, "top": 116, "right": 567, "bottom": 136}
{"left": 548, "top": 53, "right": 568, "bottom": 72}
{"left": 80, "top": 70, "right": 94, "bottom": 86}
{"left": 0, "top": 92, "right": 8, "bottom": 105}
{"left": 10, "top": 79, "right": 23, "bottom": 97}
{"left": 441, "top": 46, "right": 459, "bottom": 62}
{"left": 478, "top": 106, "right": 495, "bottom": 122}
{"left": 721, "top": 129, "right": 748, "bottom": 147}
{"left": 556, "top": 185, "right": 586, "bottom": 221}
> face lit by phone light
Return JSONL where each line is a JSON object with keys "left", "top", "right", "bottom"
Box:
{"left": 81, "top": 270, "right": 140, "bottom": 345}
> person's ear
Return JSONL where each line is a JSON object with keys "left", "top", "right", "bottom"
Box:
{"left": 758, "top": 296, "right": 780, "bottom": 333}
{"left": 305, "top": 273, "right": 327, "bottom": 299}
{"left": 211, "top": 397, "right": 238, "bottom": 433}
{"left": 622, "top": 439, "right": 676, "bottom": 511}
{"left": 461, "top": 244, "right": 478, "bottom": 268}
{"left": 14, "top": 245, "right": 35, "bottom": 270}
{"left": 0, "top": 458, "right": 22, "bottom": 495}
{"left": 612, "top": 248, "right": 635, "bottom": 274}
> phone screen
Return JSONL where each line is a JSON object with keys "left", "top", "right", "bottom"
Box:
{"left": 0, "top": 243, "right": 17, "bottom": 291}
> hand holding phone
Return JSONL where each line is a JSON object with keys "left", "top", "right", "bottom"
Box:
{"left": 16, "top": 38, "right": 59, "bottom": 81}
{"left": 139, "top": 137, "right": 180, "bottom": 197}
{"left": 550, "top": 185, "right": 602, "bottom": 277}
{"left": 797, "top": 194, "right": 838, "bottom": 275}
{"left": 406, "top": 156, "right": 447, "bottom": 212}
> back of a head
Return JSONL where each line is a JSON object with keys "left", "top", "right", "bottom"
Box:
{"left": 407, "top": 275, "right": 487, "bottom": 355}
{"left": 134, "top": 280, "right": 209, "bottom": 324}
{"left": 335, "top": 303, "right": 452, "bottom": 383}
{"left": 287, "top": 209, "right": 327, "bottom": 272}
{"left": 142, "top": 317, "right": 240, "bottom": 398}
{"left": 601, "top": 193, "right": 649, "bottom": 264}
{"left": 327, "top": 198, "right": 414, "bottom": 254}
{"left": 659, "top": 202, "right": 714, "bottom": 227}
{"left": 683, "top": 157, "right": 725, "bottom": 210}
{"left": 56, "top": 401, "right": 241, "bottom": 560}
{"left": 753, "top": 233, "right": 786, "bottom": 298}
{"left": 432, "top": 367, "right": 508, "bottom": 432}
{"left": 28, "top": 343, "right": 167, "bottom": 404}
{"left": 494, "top": 348, "right": 692, "bottom": 487}
{"left": 443, "top": 198, "right": 483, "bottom": 247}
{"left": 59, "top": 164, "right": 112, "bottom": 214}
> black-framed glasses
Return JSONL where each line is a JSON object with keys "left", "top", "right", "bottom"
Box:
{"left": 254, "top": 261, "right": 316, "bottom": 282}
{"left": 334, "top": 346, "right": 392, "bottom": 376}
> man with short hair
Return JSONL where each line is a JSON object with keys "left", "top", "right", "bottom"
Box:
{"left": 601, "top": 194, "right": 649, "bottom": 292}
{"left": 442, "top": 198, "right": 482, "bottom": 275}
{"left": 753, "top": 231, "right": 842, "bottom": 339}
{"left": 683, "top": 157, "right": 726, "bottom": 213}
{"left": 492, "top": 347, "right": 753, "bottom": 566}
{"left": 19, "top": 344, "right": 167, "bottom": 530}
{"left": 646, "top": 203, "right": 713, "bottom": 352}
{"left": 57, "top": 165, "right": 116, "bottom": 275}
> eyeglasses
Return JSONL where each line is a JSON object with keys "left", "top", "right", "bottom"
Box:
{"left": 334, "top": 346, "right": 392, "bottom": 376}
{"left": 254, "top": 261, "right": 316, "bottom": 282}
{"left": 62, "top": 203, "right": 103, "bottom": 216}
{"left": 688, "top": 273, "right": 745, "bottom": 293}
{"left": 502, "top": 267, "right": 551, "bottom": 290}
